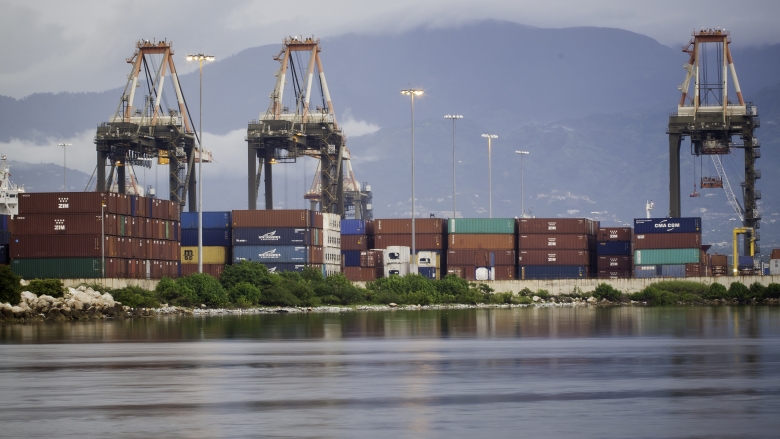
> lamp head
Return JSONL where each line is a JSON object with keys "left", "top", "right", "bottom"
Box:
{"left": 444, "top": 114, "right": 463, "bottom": 119}
{"left": 401, "top": 89, "right": 423, "bottom": 96}
{"left": 481, "top": 134, "right": 498, "bottom": 139}
{"left": 515, "top": 150, "right": 530, "bottom": 155}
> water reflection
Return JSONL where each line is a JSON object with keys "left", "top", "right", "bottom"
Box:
{"left": 2, "top": 306, "right": 780, "bottom": 343}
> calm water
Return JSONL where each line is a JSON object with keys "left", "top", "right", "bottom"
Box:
{"left": 2, "top": 306, "right": 780, "bottom": 438}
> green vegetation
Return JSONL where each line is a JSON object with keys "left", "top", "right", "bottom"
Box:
{"left": 27, "top": 279, "right": 65, "bottom": 298}
{"left": 0, "top": 265, "right": 21, "bottom": 305}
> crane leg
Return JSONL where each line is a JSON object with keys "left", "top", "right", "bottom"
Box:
{"left": 96, "top": 152, "right": 106, "bottom": 192}
{"left": 669, "top": 133, "right": 682, "bottom": 218}
{"left": 264, "top": 150, "right": 273, "bottom": 210}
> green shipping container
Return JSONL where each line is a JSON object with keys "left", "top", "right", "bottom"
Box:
{"left": 12, "top": 258, "right": 103, "bottom": 279}
{"left": 448, "top": 218, "right": 515, "bottom": 234}
{"left": 634, "top": 248, "right": 700, "bottom": 265}
{"left": 119, "top": 215, "right": 126, "bottom": 236}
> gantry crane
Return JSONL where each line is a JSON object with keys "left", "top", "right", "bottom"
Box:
{"left": 667, "top": 29, "right": 761, "bottom": 257}
{"left": 247, "top": 36, "right": 346, "bottom": 215}
{"left": 93, "top": 39, "right": 210, "bottom": 211}
{"left": 304, "top": 148, "right": 373, "bottom": 219}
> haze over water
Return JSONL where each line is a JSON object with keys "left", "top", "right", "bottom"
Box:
{"left": 2, "top": 306, "right": 780, "bottom": 438}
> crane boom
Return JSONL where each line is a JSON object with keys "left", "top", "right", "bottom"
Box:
{"left": 711, "top": 155, "right": 744, "bottom": 222}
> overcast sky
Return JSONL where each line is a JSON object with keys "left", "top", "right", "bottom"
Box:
{"left": 1, "top": 0, "right": 779, "bottom": 99}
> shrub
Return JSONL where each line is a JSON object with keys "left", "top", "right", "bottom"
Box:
{"left": 220, "top": 261, "right": 279, "bottom": 291}
{"left": 27, "top": 279, "right": 65, "bottom": 298}
{"left": 766, "top": 283, "right": 780, "bottom": 299}
{"left": 592, "top": 283, "right": 622, "bottom": 302}
{"left": 79, "top": 283, "right": 111, "bottom": 294}
{"left": 651, "top": 280, "right": 709, "bottom": 296}
{"left": 0, "top": 265, "right": 21, "bottom": 305}
{"left": 705, "top": 282, "right": 728, "bottom": 300}
{"left": 748, "top": 282, "right": 766, "bottom": 301}
{"left": 177, "top": 273, "right": 229, "bottom": 308}
{"left": 228, "top": 282, "right": 262, "bottom": 307}
{"left": 728, "top": 282, "right": 750, "bottom": 302}
{"left": 324, "top": 274, "right": 366, "bottom": 305}
{"left": 535, "top": 289, "right": 551, "bottom": 300}
{"left": 111, "top": 286, "right": 159, "bottom": 308}
{"left": 436, "top": 275, "right": 470, "bottom": 303}
{"left": 630, "top": 286, "right": 678, "bottom": 306}
{"left": 283, "top": 279, "right": 320, "bottom": 307}
{"left": 260, "top": 284, "right": 301, "bottom": 307}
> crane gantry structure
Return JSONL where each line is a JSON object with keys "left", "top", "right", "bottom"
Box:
{"left": 667, "top": 29, "right": 761, "bottom": 257}
{"left": 94, "top": 39, "right": 210, "bottom": 211}
{"left": 304, "top": 148, "right": 373, "bottom": 219}
{"left": 247, "top": 36, "right": 346, "bottom": 215}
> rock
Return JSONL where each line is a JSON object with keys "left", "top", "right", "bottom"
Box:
{"left": 1, "top": 306, "right": 13, "bottom": 319}
{"left": 532, "top": 296, "right": 541, "bottom": 302}
{"left": 586, "top": 296, "right": 597, "bottom": 304}
{"left": 200, "top": 304, "right": 207, "bottom": 309}
{"left": 46, "top": 309, "right": 68, "bottom": 322}
{"left": 388, "top": 303, "right": 397, "bottom": 308}
{"left": 21, "top": 291, "right": 37, "bottom": 306}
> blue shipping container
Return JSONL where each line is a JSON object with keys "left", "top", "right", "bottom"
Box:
{"left": 181, "top": 229, "right": 232, "bottom": 246}
{"left": 233, "top": 245, "right": 313, "bottom": 264}
{"left": 264, "top": 263, "right": 319, "bottom": 274}
{"left": 180, "top": 211, "right": 232, "bottom": 229}
{"left": 341, "top": 219, "right": 366, "bottom": 235}
{"left": 764, "top": 267, "right": 770, "bottom": 276}
{"left": 233, "top": 227, "right": 315, "bottom": 246}
{"left": 130, "top": 196, "right": 136, "bottom": 217}
{"left": 0, "top": 244, "right": 7, "bottom": 264}
{"left": 660, "top": 264, "right": 686, "bottom": 277}
{"left": 0, "top": 215, "right": 8, "bottom": 231}
{"left": 596, "top": 241, "right": 632, "bottom": 256}
{"left": 738, "top": 256, "right": 754, "bottom": 267}
{"left": 342, "top": 250, "right": 362, "bottom": 267}
{"left": 518, "top": 265, "right": 587, "bottom": 279}
{"left": 418, "top": 267, "right": 437, "bottom": 279}
{"left": 634, "top": 217, "right": 701, "bottom": 234}
{"left": 0, "top": 231, "right": 10, "bottom": 246}
{"left": 634, "top": 265, "right": 661, "bottom": 278}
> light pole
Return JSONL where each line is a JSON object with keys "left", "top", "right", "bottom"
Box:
{"left": 101, "top": 200, "right": 106, "bottom": 278}
{"left": 481, "top": 134, "right": 498, "bottom": 218}
{"left": 515, "top": 151, "right": 529, "bottom": 217}
{"left": 58, "top": 143, "right": 71, "bottom": 191}
{"left": 187, "top": 53, "right": 215, "bottom": 274}
{"left": 444, "top": 114, "right": 462, "bottom": 219}
{"left": 401, "top": 88, "right": 423, "bottom": 273}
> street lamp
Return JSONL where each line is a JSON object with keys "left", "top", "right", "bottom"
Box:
{"left": 444, "top": 114, "right": 462, "bottom": 219}
{"left": 101, "top": 200, "right": 106, "bottom": 278}
{"left": 58, "top": 143, "right": 71, "bottom": 191}
{"left": 481, "top": 134, "right": 498, "bottom": 218}
{"left": 401, "top": 88, "right": 423, "bottom": 274}
{"left": 515, "top": 151, "right": 529, "bottom": 218}
{"left": 187, "top": 53, "right": 215, "bottom": 274}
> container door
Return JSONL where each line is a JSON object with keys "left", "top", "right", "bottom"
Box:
{"left": 475, "top": 251, "right": 489, "bottom": 266}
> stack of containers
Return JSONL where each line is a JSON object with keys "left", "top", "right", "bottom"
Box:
{"left": 516, "top": 218, "right": 595, "bottom": 279}
{"left": 384, "top": 245, "right": 411, "bottom": 277}
{"left": 10, "top": 192, "right": 180, "bottom": 279}
{"left": 180, "top": 211, "right": 231, "bottom": 279}
{"left": 370, "top": 219, "right": 447, "bottom": 264}
{"left": 231, "top": 209, "right": 324, "bottom": 273}
{"left": 322, "top": 213, "right": 342, "bottom": 276}
{"left": 769, "top": 249, "right": 780, "bottom": 276}
{"left": 341, "top": 219, "right": 376, "bottom": 281}
{"left": 0, "top": 215, "right": 9, "bottom": 265}
{"left": 709, "top": 253, "right": 729, "bottom": 276}
{"left": 595, "top": 227, "right": 633, "bottom": 278}
{"left": 446, "top": 218, "right": 515, "bottom": 281}
{"left": 633, "top": 217, "right": 702, "bottom": 278}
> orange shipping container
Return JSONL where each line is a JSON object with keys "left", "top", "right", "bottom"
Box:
{"left": 517, "top": 250, "right": 590, "bottom": 265}
{"left": 448, "top": 234, "right": 514, "bottom": 250}
{"left": 368, "top": 218, "right": 446, "bottom": 234}
{"left": 374, "top": 234, "right": 443, "bottom": 250}
{"left": 518, "top": 234, "right": 591, "bottom": 250}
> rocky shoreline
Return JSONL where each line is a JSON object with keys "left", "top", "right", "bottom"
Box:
{"left": 2, "top": 288, "right": 779, "bottom": 324}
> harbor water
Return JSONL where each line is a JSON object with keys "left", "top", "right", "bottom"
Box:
{"left": 1, "top": 306, "right": 780, "bottom": 438}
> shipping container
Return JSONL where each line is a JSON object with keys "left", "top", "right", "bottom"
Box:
{"left": 494, "top": 265, "right": 516, "bottom": 280}
{"left": 0, "top": 215, "right": 9, "bottom": 231}
{"left": 596, "top": 255, "right": 633, "bottom": 271}
{"left": 597, "top": 269, "right": 632, "bottom": 279}
{"left": 596, "top": 241, "right": 632, "bottom": 255}
{"left": 181, "top": 228, "right": 232, "bottom": 247}
{"left": 18, "top": 192, "right": 120, "bottom": 215}
{"left": 448, "top": 234, "right": 515, "bottom": 250}
{"left": 445, "top": 267, "right": 463, "bottom": 278}
{"left": 180, "top": 246, "right": 229, "bottom": 264}
{"left": 0, "top": 245, "right": 8, "bottom": 264}
{"left": 634, "top": 265, "right": 660, "bottom": 278}
{"left": 633, "top": 233, "right": 701, "bottom": 250}
{"left": 255, "top": 263, "right": 321, "bottom": 274}
{"left": 634, "top": 248, "right": 700, "bottom": 265}
{"left": 660, "top": 264, "right": 687, "bottom": 277}
{"left": 341, "top": 235, "right": 371, "bottom": 250}
{"left": 322, "top": 213, "right": 340, "bottom": 232}
{"left": 446, "top": 249, "right": 515, "bottom": 266}
{"left": 383, "top": 246, "right": 411, "bottom": 264}
{"left": 769, "top": 259, "right": 780, "bottom": 275}
{"left": 738, "top": 255, "right": 755, "bottom": 267}
{"left": 11, "top": 213, "right": 118, "bottom": 236}
{"left": 710, "top": 254, "right": 728, "bottom": 267}
{"left": 771, "top": 249, "right": 780, "bottom": 260}
{"left": 518, "top": 265, "right": 588, "bottom": 280}
{"left": 418, "top": 267, "right": 438, "bottom": 280}
{"left": 448, "top": 218, "right": 515, "bottom": 234}
{"left": 342, "top": 250, "right": 362, "bottom": 267}
{"left": 370, "top": 218, "right": 446, "bottom": 235}
{"left": 322, "top": 229, "right": 341, "bottom": 248}
{"left": 180, "top": 211, "right": 232, "bottom": 229}
{"left": 517, "top": 250, "right": 590, "bottom": 265}
{"left": 324, "top": 247, "right": 341, "bottom": 265}
{"left": 179, "top": 263, "right": 226, "bottom": 279}
{"left": 232, "top": 227, "right": 316, "bottom": 246}
{"left": 344, "top": 266, "right": 381, "bottom": 282}
{"left": 416, "top": 251, "right": 441, "bottom": 268}
{"left": 518, "top": 234, "right": 591, "bottom": 250}
{"left": 232, "top": 245, "right": 321, "bottom": 264}
{"left": 359, "top": 250, "right": 383, "bottom": 267}
{"left": 596, "top": 227, "right": 632, "bottom": 242}
{"left": 322, "top": 263, "right": 341, "bottom": 277}
{"left": 517, "top": 218, "right": 595, "bottom": 235}
{"left": 685, "top": 263, "right": 704, "bottom": 277}
{"left": 340, "top": 219, "right": 366, "bottom": 235}
{"left": 373, "top": 234, "right": 443, "bottom": 250}
{"left": 384, "top": 263, "right": 410, "bottom": 277}
{"left": 633, "top": 217, "right": 701, "bottom": 234}
{"left": 11, "top": 257, "right": 105, "bottom": 279}
{"left": 10, "top": 235, "right": 121, "bottom": 258}
{"left": 231, "top": 209, "right": 315, "bottom": 228}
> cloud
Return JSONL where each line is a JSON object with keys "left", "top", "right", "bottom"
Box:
{"left": 341, "top": 115, "right": 380, "bottom": 138}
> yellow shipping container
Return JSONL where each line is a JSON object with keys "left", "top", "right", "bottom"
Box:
{"left": 181, "top": 246, "right": 228, "bottom": 264}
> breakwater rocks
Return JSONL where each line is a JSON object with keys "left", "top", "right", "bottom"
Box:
{"left": 0, "top": 286, "right": 192, "bottom": 323}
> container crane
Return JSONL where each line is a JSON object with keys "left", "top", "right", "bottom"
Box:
{"left": 304, "top": 148, "right": 373, "bottom": 219}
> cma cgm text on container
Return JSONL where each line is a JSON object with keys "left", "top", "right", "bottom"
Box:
{"left": 633, "top": 218, "right": 701, "bottom": 234}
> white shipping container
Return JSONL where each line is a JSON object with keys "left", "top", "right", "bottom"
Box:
{"left": 324, "top": 246, "right": 341, "bottom": 265}
{"left": 384, "top": 246, "right": 411, "bottom": 264}
{"left": 475, "top": 266, "right": 495, "bottom": 281}
{"left": 322, "top": 263, "right": 341, "bottom": 277}
{"left": 322, "top": 229, "right": 341, "bottom": 249}
{"left": 384, "top": 262, "right": 410, "bottom": 277}
{"left": 770, "top": 259, "right": 780, "bottom": 275}
{"left": 322, "top": 213, "right": 341, "bottom": 232}
{"left": 416, "top": 251, "right": 440, "bottom": 268}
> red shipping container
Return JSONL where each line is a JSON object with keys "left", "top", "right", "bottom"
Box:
{"left": 446, "top": 249, "right": 515, "bottom": 266}
{"left": 181, "top": 263, "right": 225, "bottom": 279}
{"left": 596, "top": 227, "right": 632, "bottom": 242}
{"left": 373, "top": 234, "right": 443, "bottom": 250}
{"left": 494, "top": 265, "right": 516, "bottom": 280}
{"left": 633, "top": 232, "right": 701, "bottom": 250}
{"left": 10, "top": 235, "right": 119, "bottom": 258}
{"left": 518, "top": 234, "right": 590, "bottom": 250}
{"left": 18, "top": 192, "right": 119, "bottom": 215}
{"left": 368, "top": 218, "right": 446, "bottom": 234}
{"left": 448, "top": 234, "right": 514, "bottom": 250}
{"left": 517, "top": 250, "right": 590, "bottom": 265}
{"left": 685, "top": 263, "right": 704, "bottom": 277}
{"left": 341, "top": 235, "right": 371, "bottom": 250}
{"left": 11, "top": 213, "right": 118, "bottom": 236}
{"left": 597, "top": 269, "right": 632, "bottom": 279}
{"left": 343, "top": 266, "right": 380, "bottom": 282}
{"left": 232, "top": 210, "right": 316, "bottom": 228}
{"left": 596, "top": 255, "right": 633, "bottom": 270}
{"left": 771, "top": 249, "right": 780, "bottom": 260}
{"left": 359, "top": 250, "right": 384, "bottom": 267}
{"left": 517, "top": 218, "right": 595, "bottom": 235}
